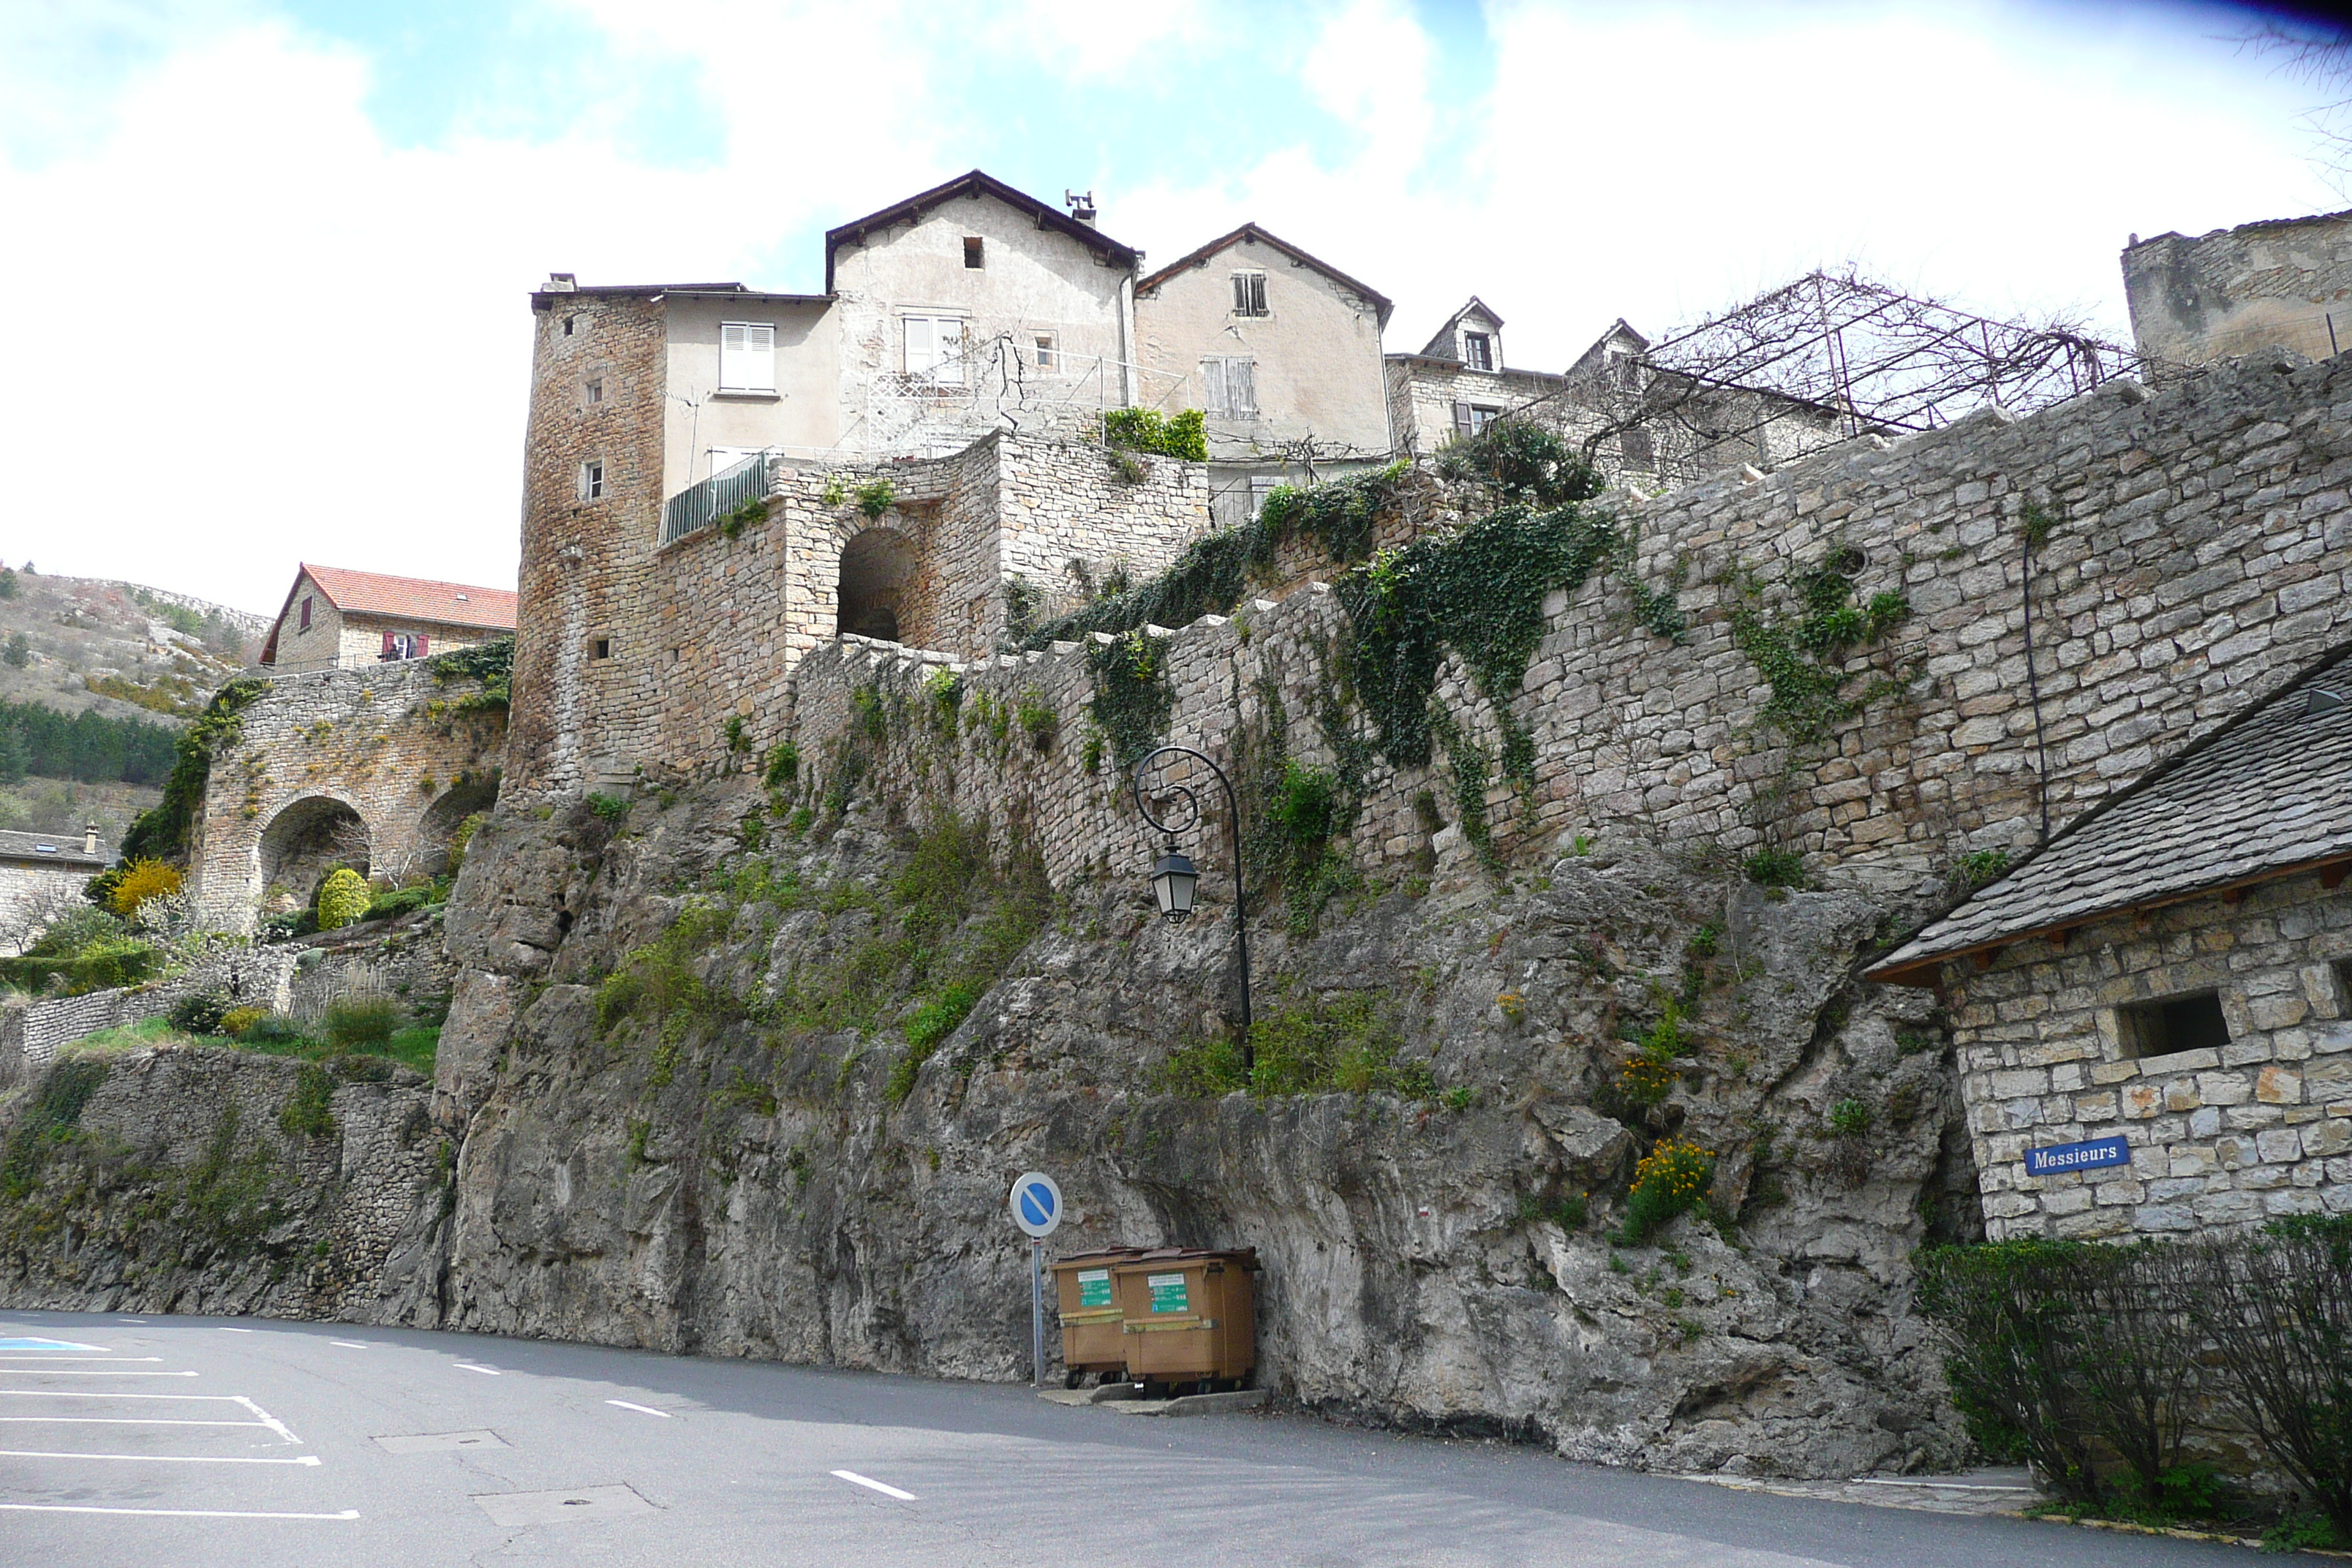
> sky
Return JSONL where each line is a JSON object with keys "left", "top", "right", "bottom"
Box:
{"left": 0, "top": 0, "right": 2337, "bottom": 614}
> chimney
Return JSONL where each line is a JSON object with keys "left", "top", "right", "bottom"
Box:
{"left": 1064, "top": 189, "right": 1098, "bottom": 227}
{"left": 83, "top": 822, "right": 99, "bottom": 856}
{"left": 546, "top": 271, "right": 578, "bottom": 292}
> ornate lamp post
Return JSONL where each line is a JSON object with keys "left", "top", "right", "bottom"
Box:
{"left": 1131, "top": 745, "right": 1252, "bottom": 1071}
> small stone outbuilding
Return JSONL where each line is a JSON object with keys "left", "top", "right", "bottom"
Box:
{"left": 1872, "top": 647, "right": 2352, "bottom": 1238}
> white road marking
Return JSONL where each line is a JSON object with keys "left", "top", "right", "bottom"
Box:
{"left": 0, "top": 1448, "right": 322, "bottom": 1466}
{"left": 0, "top": 1340, "right": 108, "bottom": 1352}
{"left": 234, "top": 1395, "right": 301, "bottom": 1444}
{"left": 0, "top": 1356, "right": 157, "bottom": 1363}
{"left": 6, "top": 1370, "right": 197, "bottom": 1378}
{"left": 831, "top": 1469, "right": 917, "bottom": 1501}
{"left": 217, "top": 1327, "right": 255, "bottom": 1333}
{"left": 0, "top": 1503, "right": 358, "bottom": 1520}
{"left": 605, "top": 1400, "right": 671, "bottom": 1418}
{"left": 1, "top": 1390, "right": 244, "bottom": 1401}
{"left": 328, "top": 1341, "right": 369, "bottom": 1350}
{"left": 0, "top": 1390, "right": 300, "bottom": 1443}
{"left": 0, "top": 1417, "right": 277, "bottom": 1429}
{"left": 453, "top": 1363, "right": 500, "bottom": 1376}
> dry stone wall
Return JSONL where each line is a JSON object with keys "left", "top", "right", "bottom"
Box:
{"left": 791, "top": 351, "right": 2352, "bottom": 908}
{"left": 188, "top": 657, "right": 505, "bottom": 933}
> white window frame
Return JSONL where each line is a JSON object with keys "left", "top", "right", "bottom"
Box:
{"left": 1462, "top": 331, "right": 1493, "bottom": 372}
{"left": 1201, "top": 356, "right": 1258, "bottom": 418}
{"left": 719, "top": 321, "right": 777, "bottom": 393}
{"left": 903, "top": 315, "right": 969, "bottom": 385}
{"left": 1033, "top": 333, "right": 1058, "bottom": 373}
{"left": 1231, "top": 271, "right": 1268, "bottom": 317}
{"left": 581, "top": 459, "right": 606, "bottom": 501}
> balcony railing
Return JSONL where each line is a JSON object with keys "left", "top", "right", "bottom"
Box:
{"left": 660, "top": 451, "right": 772, "bottom": 546}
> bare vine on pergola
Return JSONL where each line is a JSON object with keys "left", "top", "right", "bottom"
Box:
{"left": 1504, "top": 268, "right": 2154, "bottom": 480}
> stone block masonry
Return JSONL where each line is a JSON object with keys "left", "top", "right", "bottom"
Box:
{"left": 187, "top": 656, "right": 506, "bottom": 934}
{"left": 790, "top": 351, "right": 2352, "bottom": 913}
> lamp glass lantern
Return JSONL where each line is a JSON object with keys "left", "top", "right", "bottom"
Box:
{"left": 1150, "top": 849, "right": 1199, "bottom": 924}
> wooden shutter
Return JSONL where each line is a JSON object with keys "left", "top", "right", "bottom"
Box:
{"left": 1231, "top": 360, "right": 1256, "bottom": 415}
{"left": 415, "top": 634, "right": 429, "bottom": 657}
{"left": 1248, "top": 274, "right": 1267, "bottom": 315}
{"left": 1200, "top": 358, "right": 1226, "bottom": 415}
{"left": 300, "top": 596, "right": 312, "bottom": 630}
{"left": 1452, "top": 401, "right": 1474, "bottom": 436}
{"left": 1232, "top": 274, "right": 1248, "bottom": 314}
{"left": 381, "top": 630, "right": 395, "bottom": 657}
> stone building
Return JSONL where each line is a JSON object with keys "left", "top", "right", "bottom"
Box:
{"left": 257, "top": 564, "right": 518, "bottom": 675}
{"left": 1384, "top": 298, "right": 1572, "bottom": 457}
{"left": 1132, "top": 222, "right": 1395, "bottom": 525}
{"left": 2125, "top": 208, "right": 2352, "bottom": 370}
{"left": 186, "top": 653, "right": 507, "bottom": 933}
{"left": 0, "top": 825, "right": 106, "bottom": 955}
{"left": 1871, "top": 647, "right": 2352, "bottom": 1238}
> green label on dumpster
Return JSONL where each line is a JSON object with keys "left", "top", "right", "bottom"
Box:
{"left": 1147, "top": 1273, "right": 1188, "bottom": 1313}
{"left": 1077, "top": 1269, "right": 1112, "bottom": 1308}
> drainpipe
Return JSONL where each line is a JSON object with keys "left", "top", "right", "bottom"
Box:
{"left": 1118, "top": 271, "right": 1139, "bottom": 407}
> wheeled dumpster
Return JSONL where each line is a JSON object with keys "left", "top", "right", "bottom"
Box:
{"left": 1049, "top": 1248, "right": 1148, "bottom": 1386}
{"left": 1111, "top": 1248, "right": 1259, "bottom": 1392}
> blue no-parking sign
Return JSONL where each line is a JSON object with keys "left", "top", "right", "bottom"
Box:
{"left": 1010, "top": 1172, "right": 1063, "bottom": 1237}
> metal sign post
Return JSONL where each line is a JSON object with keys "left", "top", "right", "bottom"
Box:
{"left": 1008, "top": 1172, "right": 1063, "bottom": 1389}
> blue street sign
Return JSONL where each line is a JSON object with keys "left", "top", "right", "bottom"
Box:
{"left": 2024, "top": 1134, "right": 2131, "bottom": 1177}
{"left": 1009, "top": 1171, "right": 1062, "bottom": 1238}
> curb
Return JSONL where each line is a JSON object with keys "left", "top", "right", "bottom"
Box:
{"left": 2023, "top": 1511, "right": 2352, "bottom": 1558}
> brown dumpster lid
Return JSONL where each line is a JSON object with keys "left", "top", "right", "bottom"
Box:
{"left": 1050, "top": 1248, "right": 1151, "bottom": 1268}
{"left": 1111, "top": 1247, "right": 1259, "bottom": 1270}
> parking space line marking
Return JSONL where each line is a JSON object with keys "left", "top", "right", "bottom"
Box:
{"left": 0, "top": 1448, "right": 322, "bottom": 1466}
{"left": 831, "top": 1470, "right": 917, "bottom": 1501}
{"left": 0, "top": 1390, "right": 244, "bottom": 1401}
{"left": 606, "top": 1400, "right": 671, "bottom": 1418}
{"left": 0, "top": 1503, "right": 358, "bottom": 1520}
{"left": 232, "top": 1396, "right": 301, "bottom": 1444}
{"left": 218, "top": 1327, "right": 254, "bottom": 1333}
{"left": 0, "top": 1357, "right": 157, "bottom": 1363}
{"left": 0, "top": 1417, "right": 278, "bottom": 1428}
{"left": 7, "top": 1370, "right": 197, "bottom": 1378}
{"left": 453, "top": 1363, "right": 500, "bottom": 1376}
{"left": 0, "top": 1340, "right": 108, "bottom": 1351}
{"left": 328, "top": 1342, "right": 369, "bottom": 1350}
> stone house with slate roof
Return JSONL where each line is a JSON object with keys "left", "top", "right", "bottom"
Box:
{"left": 0, "top": 825, "right": 108, "bottom": 955}
{"left": 1870, "top": 644, "right": 2352, "bottom": 1240}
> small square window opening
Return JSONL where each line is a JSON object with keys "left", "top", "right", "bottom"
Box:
{"left": 2333, "top": 957, "right": 2352, "bottom": 1015}
{"left": 1463, "top": 332, "right": 1493, "bottom": 372}
{"left": 1033, "top": 334, "right": 1058, "bottom": 372}
{"left": 562, "top": 315, "right": 577, "bottom": 337}
{"left": 585, "top": 378, "right": 603, "bottom": 405}
{"left": 1232, "top": 272, "right": 1268, "bottom": 317}
{"left": 2117, "top": 990, "right": 2231, "bottom": 1059}
{"left": 1620, "top": 426, "right": 1656, "bottom": 469}
{"left": 581, "top": 460, "right": 605, "bottom": 501}
{"left": 964, "top": 236, "right": 984, "bottom": 268}
{"left": 299, "top": 595, "right": 312, "bottom": 631}
{"left": 592, "top": 638, "right": 613, "bottom": 660}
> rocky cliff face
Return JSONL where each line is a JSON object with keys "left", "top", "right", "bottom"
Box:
{"left": 405, "top": 777, "right": 1976, "bottom": 1477}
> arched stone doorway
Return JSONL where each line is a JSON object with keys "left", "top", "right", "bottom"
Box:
{"left": 257, "top": 796, "right": 370, "bottom": 915}
{"left": 837, "top": 527, "right": 920, "bottom": 644}
{"left": 415, "top": 774, "right": 500, "bottom": 877}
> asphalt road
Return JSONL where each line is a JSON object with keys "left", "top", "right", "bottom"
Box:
{"left": 0, "top": 1308, "right": 2253, "bottom": 1568}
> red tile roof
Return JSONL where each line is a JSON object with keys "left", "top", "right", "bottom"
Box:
{"left": 298, "top": 565, "right": 516, "bottom": 630}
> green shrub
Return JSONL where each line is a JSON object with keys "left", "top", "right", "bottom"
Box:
{"left": 1742, "top": 847, "right": 1806, "bottom": 888}
{"left": 279, "top": 1063, "right": 336, "bottom": 1138}
{"left": 1248, "top": 995, "right": 1433, "bottom": 1098}
{"left": 1615, "top": 1137, "right": 1712, "bottom": 1244}
{"left": 1101, "top": 406, "right": 1208, "bottom": 462}
{"left": 363, "top": 884, "right": 436, "bottom": 922}
{"left": 237, "top": 1014, "right": 308, "bottom": 1048}
{"left": 219, "top": 1006, "right": 267, "bottom": 1038}
{"left": 886, "top": 981, "right": 984, "bottom": 1104}
{"left": 446, "top": 811, "right": 486, "bottom": 873}
{"left": 587, "top": 792, "right": 630, "bottom": 821}
{"left": 1014, "top": 690, "right": 1058, "bottom": 748}
{"left": 1518, "top": 1191, "right": 1588, "bottom": 1230}
{"left": 1433, "top": 417, "right": 1602, "bottom": 508}
{"left": 315, "top": 867, "right": 370, "bottom": 930}
{"left": 763, "top": 741, "right": 799, "bottom": 787}
{"left": 854, "top": 478, "right": 895, "bottom": 519}
{"left": 259, "top": 909, "right": 317, "bottom": 943}
{"left": 169, "top": 992, "right": 233, "bottom": 1036}
{"left": 1828, "top": 1098, "right": 1872, "bottom": 1137}
{"left": 325, "top": 997, "right": 399, "bottom": 1050}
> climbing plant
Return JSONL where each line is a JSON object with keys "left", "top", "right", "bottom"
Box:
{"left": 1101, "top": 407, "right": 1207, "bottom": 462}
{"left": 1086, "top": 630, "right": 1173, "bottom": 772}
{"left": 431, "top": 638, "right": 513, "bottom": 712}
{"left": 118, "top": 677, "right": 271, "bottom": 864}
{"left": 1432, "top": 417, "right": 1602, "bottom": 509}
{"left": 1727, "top": 554, "right": 1911, "bottom": 752}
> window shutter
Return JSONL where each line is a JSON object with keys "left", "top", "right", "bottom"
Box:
{"left": 1199, "top": 358, "right": 1226, "bottom": 416}
{"left": 1232, "top": 360, "right": 1256, "bottom": 415}
{"left": 1249, "top": 274, "right": 1267, "bottom": 315}
{"left": 300, "top": 597, "right": 312, "bottom": 631}
{"left": 1232, "top": 274, "right": 1248, "bottom": 314}
{"left": 381, "top": 630, "right": 395, "bottom": 657}
{"left": 415, "top": 634, "right": 429, "bottom": 657}
{"left": 1452, "top": 401, "right": 1474, "bottom": 436}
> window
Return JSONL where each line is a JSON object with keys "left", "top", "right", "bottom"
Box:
{"left": 2333, "top": 957, "right": 2352, "bottom": 1014}
{"left": 298, "top": 596, "right": 312, "bottom": 632}
{"left": 1232, "top": 272, "right": 1268, "bottom": 317}
{"left": 1249, "top": 475, "right": 1281, "bottom": 517}
{"left": 581, "top": 460, "right": 605, "bottom": 501}
{"left": 964, "top": 236, "right": 984, "bottom": 268}
{"left": 903, "top": 316, "right": 968, "bottom": 385}
{"left": 720, "top": 322, "right": 776, "bottom": 393}
{"left": 1611, "top": 351, "right": 1640, "bottom": 391}
{"left": 1462, "top": 331, "right": 1493, "bottom": 371}
{"left": 584, "top": 377, "right": 603, "bottom": 405}
{"left": 1619, "top": 426, "right": 1656, "bottom": 469}
{"left": 380, "top": 630, "right": 427, "bottom": 661}
{"left": 562, "top": 314, "right": 578, "bottom": 337}
{"left": 1033, "top": 333, "right": 1058, "bottom": 372}
{"left": 1201, "top": 357, "right": 1257, "bottom": 417}
{"left": 2117, "top": 990, "right": 2232, "bottom": 1059}
{"left": 592, "top": 637, "right": 613, "bottom": 660}
{"left": 1451, "top": 402, "right": 1501, "bottom": 437}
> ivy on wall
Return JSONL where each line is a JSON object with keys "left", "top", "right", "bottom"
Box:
{"left": 1086, "top": 630, "right": 1174, "bottom": 773}
{"left": 119, "top": 677, "right": 271, "bottom": 864}
{"left": 1101, "top": 407, "right": 1207, "bottom": 462}
{"left": 1727, "top": 554, "right": 1911, "bottom": 752}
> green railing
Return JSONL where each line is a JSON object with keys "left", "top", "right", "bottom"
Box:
{"left": 660, "top": 452, "right": 770, "bottom": 546}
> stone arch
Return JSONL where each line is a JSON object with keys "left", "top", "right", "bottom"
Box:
{"left": 837, "top": 527, "right": 921, "bottom": 644}
{"left": 414, "top": 774, "right": 501, "bottom": 877}
{"left": 257, "top": 795, "right": 370, "bottom": 915}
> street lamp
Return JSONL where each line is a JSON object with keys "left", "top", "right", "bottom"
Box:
{"left": 1131, "top": 745, "right": 1252, "bottom": 1069}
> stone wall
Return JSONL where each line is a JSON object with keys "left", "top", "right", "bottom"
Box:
{"left": 1945, "top": 867, "right": 2352, "bottom": 1238}
{"left": 187, "top": 657, "right": 505, "bottom": 933}
{"left": 2125, "top": 210, "right": 2352, "bottom": 369}
{"left": 790, "top": 352, "right": 2352, "bottom": 912}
